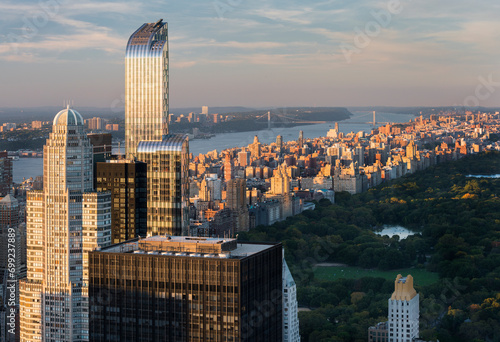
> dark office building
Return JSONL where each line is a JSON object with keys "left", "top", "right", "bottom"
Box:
{"left": 88, "top": 133, "right": 113, "bottom": 187}
{"left": 0, "top": 151, "right": 12, "bottom": 196}
{"left": 88, "top": 133, "right": 112, "bottom": 159}
{"left": 96, "top": 160, "right": 147, "bottom": 243}
{"left": 89, "top": 236, "right": 282, "bottom": 342}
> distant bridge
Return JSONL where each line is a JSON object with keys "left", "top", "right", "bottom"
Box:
{"left": 255, "top": 111, "right": 391, "bottom": 127}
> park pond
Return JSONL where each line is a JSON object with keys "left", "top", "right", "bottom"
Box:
{"left": 374, "top": 225, "right": 419, "bottom": 239}
{"left": 466, "top": 174, "right": 500, "bottom": 178}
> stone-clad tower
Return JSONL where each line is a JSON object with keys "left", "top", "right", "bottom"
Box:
{"left": 19, "top": 107, "right": 111, "bottom": 342}
{"left": 388, "top": 274, "right": 419, "bottom": 342}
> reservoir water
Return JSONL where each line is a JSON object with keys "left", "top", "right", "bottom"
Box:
{"left": 466, "top": 174, "right": 500, "bottom": 178}
{"left": 374, "top": 225, "right": 418, "bottom": 239}
{"left": 12, "top": 111, "right": 415, "bottom": 183}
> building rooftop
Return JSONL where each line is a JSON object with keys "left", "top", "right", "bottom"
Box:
{"left": 283, "top": 260, "right": 296, "bottom": 288}
{"left": 391, "top": 274, "right": 418, "bottom": 301}
{"left": 230, "top": 243, "right": 272, "bottom": 257}
{"left": 127, "top": 19, "right": 165, "bottom": 46}
{"left": 137, "top": 134, "right": 188, "bottom": 153}
{"left": 53, "top": 106, "right": 84, "bottom": 126}
{"left": 98, "top": 235, "right": 276, "bottom": 260}
{"left": 0, "top": 194, "right": 18, "bottom": 205}
{"left": 105, "top": 158, "right": 143, "bottom": 164}
{"left": 126, "top": 19, "right": 167, "bottom": 57}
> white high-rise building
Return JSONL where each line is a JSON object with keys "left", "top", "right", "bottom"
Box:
{"left": 19, "top": 107, "right": 111, "bottom": 342}
{"left": 388, "top": 274, "right": 419, "bottom": 342}
{"left": 283, "top": 257, "right": 300, "bottom": 342}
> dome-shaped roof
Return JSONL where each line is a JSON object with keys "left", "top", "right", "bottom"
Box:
{"left": 53, "top": 106, "right": 84, "bottom": 126}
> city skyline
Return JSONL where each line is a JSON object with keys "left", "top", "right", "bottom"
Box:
{"left": 1, "top": 2, "right": 500, "bottom": 341}
{"left": 0, "top": 0, "right": 499, "bottom": 108}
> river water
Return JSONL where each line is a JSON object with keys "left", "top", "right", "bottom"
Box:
{"left": 12, "top": 111, "right": 415, "bottom": 183}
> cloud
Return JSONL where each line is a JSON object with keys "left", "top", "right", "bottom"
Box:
{"left": 425, "top": 20, "right": 500, "bottom": 54}
{"left": 0, "top": 25, "right": 125, "bottom": 61}
{"left": 248, "top": 8, "right": 314, "bottom": 25}
{"left": 174, "top": 39, "right": 288, "bottom": 50}
{"left": 65, "top": 1, "right": 143, "bottom": 14}
{"left": 1, "top": 0, "right": 499, "bottom": 106}
{"left": 0, "top": 2, "right": 130, "bottom": 62}
{"left": 172, "top": 60, "right": 197, "bottom": 68}
{"left": 303, "top": 27, "right": 352, "bottom": 42}
{"left": 0, "top": 0, "right": 142, "bottom": 16}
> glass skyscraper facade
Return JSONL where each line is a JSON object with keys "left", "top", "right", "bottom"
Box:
{"left": 89, "top": 236, "right": 283, "bottom": 342}
{"left": 125, "top": 19, "right": 169, "bottom": 159}
{"left": 137, "top": 135, "right": 190, "bottom": 236}
{"left": 96, "top": 159, "right": 148, "bottom": 243}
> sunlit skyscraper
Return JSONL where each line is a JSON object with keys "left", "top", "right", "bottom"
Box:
{"left": 19, "top": 107, "right": 111, "bottom": 342}
{"left": 388, "top": 274, "right": 419, "bottom": 342}
{"left": 136, "top": 135, "right": 189, "bottom": 236}
{"left": 125, "top": 19, "right": 169, "bottom": 159}
{"left": 125, "top": 20, "right": 191, "bottom": 236}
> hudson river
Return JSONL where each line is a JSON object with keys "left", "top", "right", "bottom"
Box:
{"left": 12, "top": 111, "right": 415, "bottom": 183}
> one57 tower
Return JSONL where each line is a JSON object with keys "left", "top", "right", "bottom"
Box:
{"left": 125, "top": 19, "right": 169, "bottom": 158}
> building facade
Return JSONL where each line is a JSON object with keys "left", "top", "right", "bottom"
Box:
{"left": 89, "top": 236, "right": 283, "bottom": 342}
{"left": 369, "top": 274, "right": 420, "bottom": 342}
{"left": 0, "top": 195, "right": 26, "bottom": 280}
{"left": 19, "top": 107, "right": 112, "bottom": 342}
{"left": 0, "top": 151, "right": 12, "bottom": 196}
{"left": 0, "top": 194, "right": 19, "bottom": 228}
{"left": 136, "top": 135, "right": 190, "bottom": 236}
{"left": 96, "top": 160, "right": 148, "bottom": 243}
{"left": 283, "top": 259, "right": 300, "bottom": 342}
{"left": 87, "top": 133, "right": 112, "bottom": 188}
{"left": 125, "top": 19, "right": 169, "bottom": 158}
{"left": 226, "top": 178, "right": 249, "bottom": 234}
{"left": 368, "top": 322, "right": 388, "bottom": 342}
{"left": 224, "top": 154, "right": 233, "bottom": 181}
{"left": 388, "top": 275, "right": 419, "bottom": 342}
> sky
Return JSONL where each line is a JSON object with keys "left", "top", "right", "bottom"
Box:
{"left": 0, "top": 0, "right": 499, "bottom": 109}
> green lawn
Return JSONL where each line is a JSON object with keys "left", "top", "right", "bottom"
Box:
{"left": 314, "top": 266, "right": 439, "bottom": 286}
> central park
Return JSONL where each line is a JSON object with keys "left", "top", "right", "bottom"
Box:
{"left": 240, "top": 151, "right": 500, "bottom": 342}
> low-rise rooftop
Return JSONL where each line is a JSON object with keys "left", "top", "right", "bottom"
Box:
{"left": 97, "top": 236, "right": 276, "bottom": 260}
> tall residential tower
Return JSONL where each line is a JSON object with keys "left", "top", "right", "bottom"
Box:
{"left": 125, "top": 20, "right": 190, "bottom": 236}
{"left": 19, "top": 107, "right": 111, "bottom": 342}
{"left": 125, "top": 19, "right": 169, "bottom": 158}
{"left": 368, "top": 274, "right": 420, "bottom": 342}
{"left": 388, "top": 274, "right": 419, "bottom": 342}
